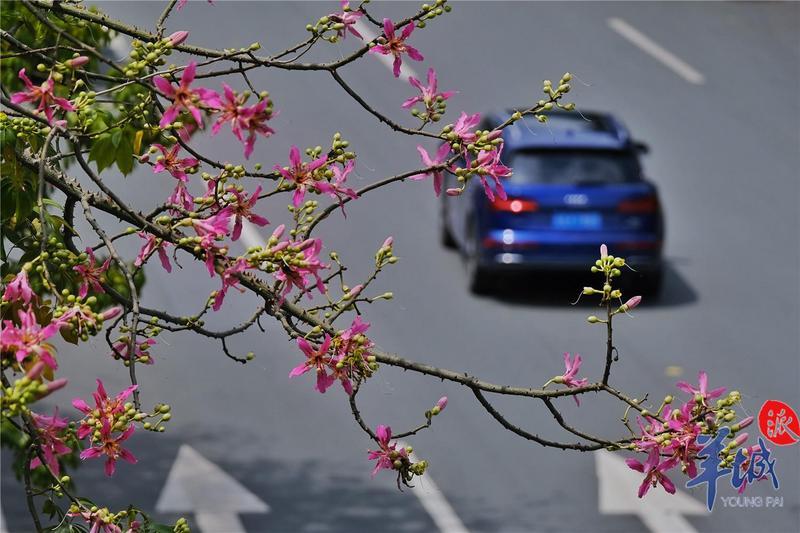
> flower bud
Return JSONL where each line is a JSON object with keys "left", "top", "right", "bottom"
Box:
{"left": 436, "top": 396, "right": 448, "bottom": 412}
{"left": 600, "top": 244, "right": 608, "bottom": 258}
{"left": 382, "top": 236, "right": 394, "bottom": 249}
{"left": 446, "top": 188, "right": 462, "bottom": 196}
{"left": 731, "top": 433, "right": 749, "bottom": 447}
{"left": 100, "top": 306, "right": 123, "bottom": 320}
{"left": 44, "top": 378, "right": 68, "bottom": 395}
{"left": 66, "top": 56, "right": 90, "bottom": 69}
{"left": 587, "top": 315, "right": 599, "bottom": 324}
{"left": 736, "top": 416, "right": 754, "bottom": 430}
{"left": 167, "top": 31, "right": 190, "bottom": 46}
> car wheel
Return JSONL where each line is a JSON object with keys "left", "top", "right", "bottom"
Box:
{"left": 464, "top": 221, "right": 491, "bottom": 294}
{"left": 440, "top": 203, "right": 457, "bottom": 249}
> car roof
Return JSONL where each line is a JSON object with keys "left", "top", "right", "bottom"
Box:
{"left": 485, "top": 109, "right": 633, "bottom": 151}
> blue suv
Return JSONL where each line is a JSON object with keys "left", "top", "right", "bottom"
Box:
{"left": 440, "top": 109, "right": 664, "bottom": 294}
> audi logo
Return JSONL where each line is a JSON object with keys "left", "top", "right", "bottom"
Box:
{"left": 563, "top": 194, "right": 589, "bottom": 206}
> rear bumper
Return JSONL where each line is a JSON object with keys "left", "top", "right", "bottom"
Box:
{"left": 478, "top": 239, "right": 663, "bottom": 272}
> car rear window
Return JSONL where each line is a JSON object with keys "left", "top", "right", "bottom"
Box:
{"left": 506, "top": 150, "right": 641, "bottom": 185}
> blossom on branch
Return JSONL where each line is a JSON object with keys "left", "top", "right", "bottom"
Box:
{"left": 29, "top": 410, "right": 72, "bottom": 476}
{"left": 402, "top": 68, "right": 455, "bottom": 111}
{"left": 73, "top": 247, "right": 111, "bottom": 298}
{"left": 79, "top": 419, "right": 137, "bottom": 476}
{"left": 274, "top": 146, "right": 328, "bottom": 208}
{"left": 411, "top": 143, "right": 451, "bottom": 197}
{"left": 3, "top": 270, "right": 35, "bottom": 304}
{"left": 212, "top": 258, "right": 252, "bottom": 311}
{"left": 135, "top": 232, "right": 172, "bottom": 273}
{"left": 367, "top": 425, "right": 407, "bottom": 476}
{"left": 150, "top": 144, "right": 199, "bottom": 182}
{"left": 676, "top": 371, "right": 726, "bottom": 406}
{"left": 626, "top": 447, "right": 679, "bottom": 498}
{"left": 225, "top": 185, "right": 269, "bottom": 241}
{"left": 473, "top": 146, "right": 511, "bottom": 202}
{"left": 370, "top": 19, "right": 424, "bottom": 78}
{"left": 328, "top": 1, "right": 364, "bottom": 40}
{"left": 290, "top": 335, "right": 336, "bottom": 394}
{"left": 10, "top": 68, "right": 74, "bottom": 125}
{"left": 72, "top": 379, "right": 138, "bottom": 439}
{"left": 153, "top": 62, "right": 220, "bottom": 128}
{"left": 211, "top": 84, "right": 275, "bottom": 159}
{"left": 1, "top": 308, "right": 61, "bottom": 369}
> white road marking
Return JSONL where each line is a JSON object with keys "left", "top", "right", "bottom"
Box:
{"left": 398, "top": 440, "right": 469, "bottom": 533}
{"left": 607, "top": 17, "right": 705, "bottom": 85}
{"left": 156, "top": 445, "right": 269, "bottom": 533}
{"left": 353, "top": 20, "right": 420, "bottom": 82}
{"left": 0, "top": 508, "right": 8, "bottom": 533}
{"left": 595, "top": 450, "right": 707, "bottom": 533}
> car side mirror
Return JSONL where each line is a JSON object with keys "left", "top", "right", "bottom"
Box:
{"left": 633, "top": 141, "right": 650, "bottom": 154}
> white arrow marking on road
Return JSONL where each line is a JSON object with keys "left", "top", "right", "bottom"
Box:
{"left": 1, "top": 507, "right": 8, "bottom": 533}
{"left": 608, "top": 18, "right": 705, "bottom": 85}
{"left": 397, "top": 441, "right": 469, "bottom": 533}
{"left": 156, "top": 445, "right": 269, "bottom": 533}
{"left": 353, "top": 20, "right": 420, "bottom": 82}
{"left": 595, "top": 450, "right": 707, "bottom": 533}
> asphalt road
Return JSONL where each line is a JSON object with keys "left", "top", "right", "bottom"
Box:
{"left": 2, "top": 2, "right": 799, "bottom": 532}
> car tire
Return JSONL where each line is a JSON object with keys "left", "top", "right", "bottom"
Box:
{"left": 464, "top": 220, "right": 492, "bottom": 294}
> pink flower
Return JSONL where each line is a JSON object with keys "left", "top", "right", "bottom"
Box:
{"left": 67, "top": 509, "right": 126, "bottom": 533}
{"left": 29, "top": 410, "right": 71, "bottom": 476}
{"left": 600, "top": 244, "right": 608, "bottom": 258}
{"left": 272, "top": 234, "right": 327, "bottom": 301}
{"left": 290, "top": 335, "right": 336, "bottom": 393}
{"left": 452, "top": 112, "right": 480, "bottom": 144}
{"left": 73, "top": 247, "right": 111, "bottom": 298}
{"left": 402, "top": 68, "right": 455, "bottom": 110}
{"left": 411, "top": 143, "right": 451, "bottom": 197}
{"left": 150, "top": 143, "right": 198, "bottom": 181}
{"left": 369, "top": 19, "right": 424, "bottom": 78}
{"left": 676, "top": 371, "right": 726, "bottom": 405}
{"left": 274, "top": 146, "right": 328, "bottom": 208}
{"left": 436, "top": 396, "right": 448, "bottom": 411}
{"left": 367, "top": 425, "right": 407, "bottom": 476}
{"left": 226, "top": 186, "right": 269, "bottom": 241}
{"left": 3, "top": 270, "right": 35, "bottom": 304}
{"left": 79, "top": 419, "right": 137, "bottom": 476}
{"left": 211, "top": 85, "right": 275, "bottom": 159}
{"left": 213, "top": 258, "right": 251, "bottom": 311}
{"left": 168, "top": 181, "right": 194, "bottom": 211}
{"left": 193, "top": 209, "right": 232, "bottom": 276}
{"left": 557, "top": 352, "right": 589, "bottom": 406}
{"left": 72, "top": 379, "right": 138, "bottom": 439}
{"left": 135, "top": 232, "right": 172, "bottom": 273}
{"left": 316, "top": 160, "right": 359, "bottom": 214}
{"left": 153, "top": 62, "right": 220, "bottom": 128}
{"left": 328, "top": 1, "right": 363, "bottom": 39}
{"left": 626, "top": 448, "right": 679, "bottom": 498}
{"left": 0, "top": 308, "right": 61, "bottom": 368}
{"left": 111, "top": 337, "right": 156, "bottom": 365}
{"left": 10, "top": 69, "right": 74, "bottom": 125}
{"left": 474, "top": 146, "right": 511, "bottom": 202}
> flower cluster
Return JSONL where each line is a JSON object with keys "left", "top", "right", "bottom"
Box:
{"left": 153, "top": 61, "right": 275, "bottom": 159}
{"left": 368, "top": 425, "right": 428, "bottom": 485}
{"left": 73, "top": 380, "right": 140, "bottom": 476}
{"left": 10, "top": 68, "right": 74, "bottom": 126}
{"left": 625, "top": 372, "right": 757, "bottom": 498}
{"left": 290, "top": 315, "right": 377, "bottom": 394}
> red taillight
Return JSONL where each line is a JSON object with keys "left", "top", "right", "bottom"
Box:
{"left": 618, "top": 196, "right": 658, "bottom": 213}
{"left": 491, "top": 198, "right": 538, "bottom": 213}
